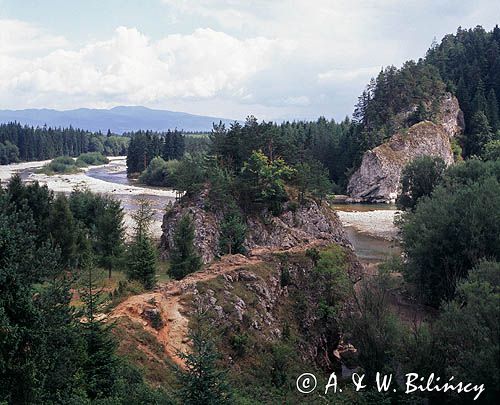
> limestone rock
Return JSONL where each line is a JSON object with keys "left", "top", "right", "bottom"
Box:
{"left": 161, "top": 195, "right": 351, "bottom": 264}
{"left": 347, "top": 94, "right": 463, "bottom": 203}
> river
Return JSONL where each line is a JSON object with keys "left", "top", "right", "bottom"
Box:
{"left": 0, "top": 157, "right": 175, "bottom": 238}
{"left": 1, "top": 159, "right": 399, "bottom": 258}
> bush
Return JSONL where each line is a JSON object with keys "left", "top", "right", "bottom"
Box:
{"left": 482, "top": 139, "right": 500, "bottom": 161}
{"left": 396, "top": 156, "right": 446, "bottom": 211}
{"left": 400, "top": 161, "right": 500, "bottom": 305}
{"left": 431, "top": 260, "right": 499, "bottom": 403}
{"left": 139, "top": 156, "right": 179, "bottom": 187}
{"left": 230, "top": 333, "right": 249, "bottom": 357}
{"left": 40, "top": 156, "right": 78, "bottom": 174}
{"left": 76, "top": 152, "right": 109, "bottom": 166}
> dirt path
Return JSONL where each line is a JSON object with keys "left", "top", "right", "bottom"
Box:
{"left": 109, "top": 241, "right": 327, "bottom": 366}
{"left": 109, "top": 253, "right": 265, "bottom": 366}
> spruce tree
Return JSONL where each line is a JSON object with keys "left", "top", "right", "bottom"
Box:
{"left": 487, "top": 88, "right": 500, "bottom": 132}
{"left": 126, "top": 199, "right": 157, "bottom": 289}
{"left": 468, "top": 111, "right": 493, "bottom": 156}
{"left": 176, "top": 319, "right": 232, "bottom": 405}
{"left": 169, "top": 214, "right": 202, "bottom": 280}
{"left": 48, "top": 194, "right": 77, "bottom": 267}
{"left": 219, "top": 208, "right": 247, "bottom": 255}
{"left": 95, "top": 197, "right": 125, "bottom": 278}
{"left": 79, "top": 250, "right": 119, "bottom": 399}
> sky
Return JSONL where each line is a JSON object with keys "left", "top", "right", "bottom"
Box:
{"left": 0, "top": 1, "right": 498, "bottom": 121}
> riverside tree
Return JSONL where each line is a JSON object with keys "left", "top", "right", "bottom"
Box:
{"left": 399, "top": 159, "right": 500, "bottom": 305}
{"left": 396, "top": 156, "right": 446, "bottom": 211}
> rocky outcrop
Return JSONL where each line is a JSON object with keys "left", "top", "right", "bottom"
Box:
{"left": 347, "top": 94, "right": 463, "bottom": 203}
{"left": 184, "top": 246, "right": 362, "bottom": 371}
{"left": 160, "top": 192, "right": 351, "bottom": 263}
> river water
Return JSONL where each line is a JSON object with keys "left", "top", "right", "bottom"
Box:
{"left": 333, "top": 203, "right": 400, "bottom": 262}
{"left": 1, "top": 159, "right": 398, "bottom": 258}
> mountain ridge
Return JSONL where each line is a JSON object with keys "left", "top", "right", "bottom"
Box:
{"left": 0, "top": 105, "right": 237, "bottom": 134}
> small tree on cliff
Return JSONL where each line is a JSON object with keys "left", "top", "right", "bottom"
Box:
{"left": 126, "top": 199, "right": 157, "bottom": 289}
{"left": 169, "top": 214, "right": 202, "bottom": 280}
{"left": 218, "top": 205, "right": 247, "bottom": 255}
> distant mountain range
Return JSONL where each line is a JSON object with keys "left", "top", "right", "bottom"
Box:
{"left": 0, "top": 106, "right": 237, "bottom": 134}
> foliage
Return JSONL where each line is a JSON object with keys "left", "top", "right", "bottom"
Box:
{"left": 176, "top": 318, "right": 232, "bottom": 405}
{"left": 0, "top": 122, "right": 128, "bottom": 163}
{"left": 314, "top": 246, "right": 352, "bottom": 316}
{"left": 292, "top": 160, "right": 333, "bottom": 203}
{"left": 218, "top": 207, "right": 247, "bottom": 255}
{"left": 171, "top": 154, "right": 207, "bottom": 196}
{"left": 396, "top": 156, "right": 447, "bottom": 211}
{"left": 139, "top": 156, "right": 179, "bottom": 187}
{"left": 431, "top": 260, "right": 499, "bottom": 403}
{"left": 76, "top": 151, "right": 109, "bottom": 166}
{"left": 169, "top": 214, "right": 202, "bottom": 280}
{"left": 346, "top": 265, "right": 406, "bottom": 380}
{"left": 399, "top": 159, "right": 500, "bottom": 305}
{"left": 238, "top": 150, "right": 295, "bottom": 215}
{"left": 126, "top": 199, "right": 157, "bottom": 289}
{"left": 41, "top": 155, "right": 81, "bottom": 174}
{"left": 0, "top": 140, "right": 19, "bottom": 164}
{"left": 482, "top": 139, "right": 500, "bottom": 160}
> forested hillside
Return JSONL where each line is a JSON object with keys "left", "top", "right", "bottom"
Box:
{"left": 0, "top": 123, "right": 129, "bottom": 164}
{"left": 426, "top": 25, "right": 500, "bottom": 155}
{"left": 354, "top": 25, "right": 500, "bottom": 157}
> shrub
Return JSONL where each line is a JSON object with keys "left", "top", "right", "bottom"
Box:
{"left": 76, "top": 152, "right": 109, "bottom": 166}
{"left": 230, "top": 333, "right": 249, "bottom": 357}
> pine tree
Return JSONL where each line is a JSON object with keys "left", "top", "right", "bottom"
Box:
{"left": 126, "top": 199, "right": 157, "bottom": 289}
{"left": 176, "top": 317, "right": 232, "bottom": 405}
{"left": 468, "top": 111, "right": 493, "bottom": 156}
{"left": 487, "top": 88, "right": 500, "bottom": 132}
{"left": 48, "top": 194, "right": 77, "bottom": 267}
{"left": 95, "top": 197, "right": 125, "bottom": 278}
{"left": 169, "top": 214, "right": 202, "bottom": 280}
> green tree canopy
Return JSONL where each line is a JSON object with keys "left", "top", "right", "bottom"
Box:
{"left": 396, "top": 155, "right": 447, "bottom": 211}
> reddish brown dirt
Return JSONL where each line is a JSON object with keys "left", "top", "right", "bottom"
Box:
{"left": 108, "top": 241, "right": 329, "bottom": 367}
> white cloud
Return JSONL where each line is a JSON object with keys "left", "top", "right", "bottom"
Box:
{"left": 318, "top": 66, "right": 382, "bottom": 84}
{"left": 0, "top": 21, "right": 291, "bottom": 110}
{"left": 1, "top": 0, "right": 498, "bottom": 120}
{"left": 0, "top": 19, "right": 68, "bottom": 55}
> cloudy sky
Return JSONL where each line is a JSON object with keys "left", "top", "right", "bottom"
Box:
{"left": 0, "top": 0, "right": 498, "bottom": 121}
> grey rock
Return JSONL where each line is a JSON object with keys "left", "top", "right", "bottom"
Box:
{"left": 347, "top": 94, "right": 463, "bottom": 203}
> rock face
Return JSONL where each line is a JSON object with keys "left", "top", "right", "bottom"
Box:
{"left": 347, "top": 94, "right": 463, "bottom": 203}
{"left": 160, "top": 192, "right": 350, "bottom": 264}
{"left": 185, "top": 247, "right": 362, "bottom": 371}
